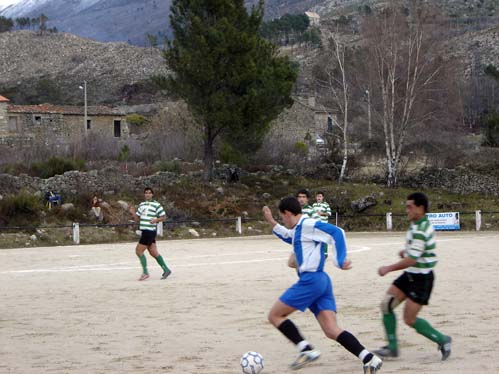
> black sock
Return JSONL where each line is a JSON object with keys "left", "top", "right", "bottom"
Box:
{"left": 277, "top": 319, "right": 311, "bottom": 349}
{"left": 337, "top": 331, "right": 373, "bottom": 364}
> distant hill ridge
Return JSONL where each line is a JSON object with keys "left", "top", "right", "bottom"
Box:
{"left": 0, "top": 30, "right": 168, "bottom": 105}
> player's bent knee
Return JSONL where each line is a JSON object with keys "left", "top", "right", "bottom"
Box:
{"left": 381, "top": 294, "right": 401, "bottom": 314}
{"left": 324, "top": 327, "right": 340, "bottom": 340}
{"left": 404, "top": 316, "right": 417, "bottom": 326}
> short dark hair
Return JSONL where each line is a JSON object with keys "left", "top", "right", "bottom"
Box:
{"left": 316, "top": 191, "right": 324, "bottom": 196}
{"left": 296, "top": 189, "right": 310, "bottom": 198}
{"left": 407, "top": 192, "right": 429, "bottom": 212}
{"left": 144, "top": 187, "right": 154, "bottom": 194}
{"left": 278, "top": 197, "right": 302, "bottom": 215}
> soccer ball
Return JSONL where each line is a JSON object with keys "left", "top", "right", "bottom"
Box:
{"left": 240, "top": 351, "right": 264, "bottom": 374}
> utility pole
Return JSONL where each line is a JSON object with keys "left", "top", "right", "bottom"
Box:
{"left": 366, "top": 89, "right": 372, "bottom": 140}
{"left": 79, "top": 80, "right": 88, "bottom": 137}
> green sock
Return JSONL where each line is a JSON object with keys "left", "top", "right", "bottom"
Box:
{"left": 155, "top": 255, "right": 170, "bottom": 272}
{"left": 383, "top": 312, "right": 398, "bottom": 351}
{"left": 412, "top": 318, "right": 446, "bottom": 344}
{"left": 138, "top": 254, "right": 148, "bottom": 275}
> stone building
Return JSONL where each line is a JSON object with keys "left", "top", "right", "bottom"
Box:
{"left": 305, "top": 11, "right": 320, "bottom": 26}
{"left": 0, "top": 95, "right": 9, "bottom": 132}
{"left": 0, "top": 95, "right": 129, "bottom": 151}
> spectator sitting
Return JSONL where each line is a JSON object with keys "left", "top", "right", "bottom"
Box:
{"left": 91, "top": 195, "right": 103, "bottom": 221}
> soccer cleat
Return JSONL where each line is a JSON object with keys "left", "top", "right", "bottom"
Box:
{"left": 138, "top": 273, "right": 150, "bottom": 281}
{"left": 438, "top": 336, "right": 452, "bottom": 361}
{"left": 161, "top": 269, "right": 172, "bottom": 280}
{"left": 290, "top": 349, "right": 321, "bottom": 370}
{"left": 363, "top": 355, "right": 383, "bottom": 374}
{"left": 373, "top": 346, "right": 398, "bottom": 358}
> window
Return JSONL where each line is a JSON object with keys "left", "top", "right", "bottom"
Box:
{"left": 327, "top": 114, "right": 333, "bottom": 133}
{"left": 86, "top": 119, "right": 91, "bottom": 130}
{"left": 33, "top": 115, "right": 41, "bottom": 125}
{"left": 8, "top": 116, "right": 18, "bottom": 132}
{"left": 114, "top": 120, "right": 121, "bottom": 137}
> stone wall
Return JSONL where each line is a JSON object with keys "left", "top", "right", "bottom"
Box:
{"left": 1, "top": 165, "right": 498, "bottom": 199}
{"left": 0, "top": 170, "right": 179, "bottom": 197}
{"left": 400, "top": 167, "right": 499, "bottom": 196}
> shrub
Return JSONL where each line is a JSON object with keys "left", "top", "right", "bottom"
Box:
{"left": 30, "top": 157, "right": 85, "bottom": 178}
{"left": 156, "top": 160, "right": 181, "bottom": 174}
{"left": 0, "top": 191, "right": 42, "bottom": 226}
{"left": 126, "top": 113, "right": 148, "bottom": 126}
{"left": 294, "top": 141, "right": 308, "bottom": 156}
{"left": 482, "top": 112, "right": 499, "bottom": 147}
{"left": 218, "top": 142, "right": 247, "bottom": 165}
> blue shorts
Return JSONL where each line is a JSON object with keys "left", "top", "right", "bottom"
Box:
{"left": 279, "top": 271, "right": 336, "bottom": 316}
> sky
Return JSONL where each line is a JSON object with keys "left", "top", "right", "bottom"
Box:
{"left": 0, "top": 0, "right": 21, "bottom": 6}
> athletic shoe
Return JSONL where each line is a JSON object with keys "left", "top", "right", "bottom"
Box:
{"left": 290, "top": 349, "right": 321, "bottom": 370}
{"left": 438, "top": 336, "right": 452, "bottom": 361}
{"left": 161, "top": 270, "right": 172, "bottom": 280}
{"left": 138, "top": 273, "right": 150, "bottom": 281}
{"left": 363, "top": 355, "right": 383, "bottom": 374}
{"left": 373, "top": 346, "right": 398, "bottom": 358}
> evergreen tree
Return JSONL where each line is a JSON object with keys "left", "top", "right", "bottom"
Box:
{"left": 0, "top": 16, "right": 14, "bottom": 32}
{"left": 163, "top": 0, "right": 297, "bottom": 180}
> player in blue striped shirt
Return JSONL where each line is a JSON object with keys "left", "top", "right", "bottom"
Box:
{"left": 263, "top": 197, "right": 382, "bottom": 373}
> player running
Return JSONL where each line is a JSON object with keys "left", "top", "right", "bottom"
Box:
{"left": 129, "top": 187, "right": 171, "bottom": 281}
{"left": 375, "top": 192, "right": 452, "bottom": 361}
{"left": 263, "top": 197, "right": 382, "bottom": 373}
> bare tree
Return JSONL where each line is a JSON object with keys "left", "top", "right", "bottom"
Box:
{"left": 361, "top": 3, "right": 446, "bottom": 186}
{"left": 313, "top": 33, "right": 352, "bottom": 182}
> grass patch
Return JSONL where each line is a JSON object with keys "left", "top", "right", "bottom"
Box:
{"left": 0, "top": 175, "right": 498, "bottom": 248}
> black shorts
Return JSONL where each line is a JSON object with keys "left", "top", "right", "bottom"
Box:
{"left": 139, "top": 230, "right": 157, "bottom": 246}
{"left": 393, "top": 271, "right": 434, "bottom": 305}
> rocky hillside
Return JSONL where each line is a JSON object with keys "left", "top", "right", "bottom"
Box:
{"left": 0, "top": 30, "right": 169, "bottom": 105}
{"left": 312, "top": 0, "right": 498, "bottom": 17}
{"left": 0, "top": 1, "right": 497, "bottom": 106}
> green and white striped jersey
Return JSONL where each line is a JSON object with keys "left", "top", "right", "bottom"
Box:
{"left": 404, "top": 216, "right": 437, "bottom": 274}
{"left": 136, "top": 200, "right": 166, "bottom": 231}
{"left": 312, "top": 201, "right": 332, "bottom": 222}
{"left": 302, "top": 204, "right": 320, "bottom": 220}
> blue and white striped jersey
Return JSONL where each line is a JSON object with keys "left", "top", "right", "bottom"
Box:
{"left": 273, "top": 216, "right": 347, "bottom": 274}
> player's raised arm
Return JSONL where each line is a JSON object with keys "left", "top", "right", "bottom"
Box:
{"left": 263, "top": 205, "right": 293, "bottom": 244}
{"left": 262, "top": 206, "right": 277, "bottom": 227}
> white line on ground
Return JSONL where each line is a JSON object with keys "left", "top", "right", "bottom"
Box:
{"left": 0, "top": 247, "right": 371, "bottom": 275}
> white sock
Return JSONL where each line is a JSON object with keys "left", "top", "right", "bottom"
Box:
{"left": 297, "top": 340, "right": 310, "bottom": 352}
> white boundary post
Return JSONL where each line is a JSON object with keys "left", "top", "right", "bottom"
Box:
{"left": 157, "top": 222, "right": 163, "bottom": 237}
{"left": 335, "top": 212, "right": 338, "bottom": 226}
{"left": 72, "top": 222, "right": 80, "bottom": 244}
{"left": 386, "top": 212, "right": 393, "bottom": 231}
{"left": 236, "top": 217, "right": 242, "bottom": 234}
{"left": 475, "top": 210, "right": 481, "bottom": 231}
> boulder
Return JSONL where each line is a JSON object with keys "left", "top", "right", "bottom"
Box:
{"left": 351, "top": 195, "right": 377, "bottom": 213}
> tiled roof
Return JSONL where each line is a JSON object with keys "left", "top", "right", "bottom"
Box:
{"left": 7, "top": 104, "right": 125, "bottom": 116}
{"left": 0, "top": 95, "right": 10, "bottom": 102}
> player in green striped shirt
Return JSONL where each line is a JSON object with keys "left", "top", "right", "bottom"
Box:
{"left": 287, "top": 189, "right": 321, "bottom": 268}
{"left": 312, "top": 191, "right": 332, "bottom": 223}
{"left": 296, "top": 189, "right": 320, "bottom": 220}
{"left": 129, "top": 187, "right": 171, "bottom": 281}
{"left": 375, "top": 192, "right": 451, "bottom": 361}
{"left": 313, "top": 191, "right": 332, "bottom": 257}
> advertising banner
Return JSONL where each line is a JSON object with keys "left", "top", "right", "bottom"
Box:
{"left": 426, "top": 212, "right": 460, "bottom": 231}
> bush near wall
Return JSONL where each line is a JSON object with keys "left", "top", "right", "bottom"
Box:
{"left": 0, "top": 191, "right": 42, "bottom": 226}
{"left": 30, "top": 157, "right": 85, "bottom": 179}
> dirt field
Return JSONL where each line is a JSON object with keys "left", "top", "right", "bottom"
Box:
{"left": 1, "top": 231, "right": 498, "bottom": 374}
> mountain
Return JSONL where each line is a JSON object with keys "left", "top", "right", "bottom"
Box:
{"left": 1, "top": 0, "right": 173, "bottom": 45}
{"left": 0, "top": 0, "right": 323, "bottom": 45}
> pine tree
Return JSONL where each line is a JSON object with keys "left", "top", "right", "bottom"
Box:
{"left": 163, "top": 0, "right": 297, "bottom": 180}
